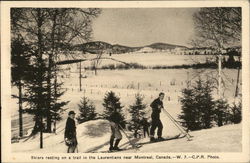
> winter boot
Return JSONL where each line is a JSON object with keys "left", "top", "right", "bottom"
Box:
{"left": 157, "top": 137, "right": 165, "bottom": 141}
{"left": 109, "top": 146, "right": 114, "bottom": 151}
{"left": 150, "top": 136, "right": 156, "bottom": 142}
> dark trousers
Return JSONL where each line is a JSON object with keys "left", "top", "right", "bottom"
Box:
{"left": 67, "top": 144, "right": 77, "bottom": 153}
{"left": 150, "top": 119, "right": 163, "bottom": 138}
{"left": 143, "top": 127, "right": 149, "bottom": 137}
{"left": 110, "top": 137, "right": 121, "bottom": 148}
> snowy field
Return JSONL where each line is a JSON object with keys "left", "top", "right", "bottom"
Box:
{"left": 11, "top": 68, "right": 241, "bottom": 139}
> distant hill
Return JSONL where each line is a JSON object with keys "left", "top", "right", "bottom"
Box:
{"left": 112, "top": 44, "right": 141, "bottom": 54}
{"left": 73, "top": 41, "right": 188, "bottom": 54}
{"left": 73, "top": 41, "right": 113, "bottom": 54}
{"left": 148, "top": 42, "right": 187, "bottom": 50}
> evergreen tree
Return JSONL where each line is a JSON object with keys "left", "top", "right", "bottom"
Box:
{"left": 198, "top": 79, "right": 214, "bottom": 129}
{"left": 129, "top": 93, "right": 147, "bottom": 138}
{"left": 23, "top": 46, "right": 49, "bottom": 134}
{"left": 214, "top": 99, "right": 229, "bottom": 127}
{"left": 179, "top": 78, "right": 214, "bottom": 131}
{"left": 229, "top": 101, "right": 242, "bottom": 124}
{"left": 129, "top": 93, "right": 147, "bottom": 122}
{"left": 49, "top": 81, "right": 69, "bottom": 121}
{"left": 11, "top": 37, "right": 32, "bottom": 137}
{"left": 102, "top": 91, "right": 125, "bottom": 124}
{"left": 76, "top": 97, "right": 97, "bottom": 124}
{"left": 179, "top": 87, "right": 198, "bottom": 130}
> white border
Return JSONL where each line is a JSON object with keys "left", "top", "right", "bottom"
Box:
{"left": 1, "top": 1, "right": 249, "bottom": 163}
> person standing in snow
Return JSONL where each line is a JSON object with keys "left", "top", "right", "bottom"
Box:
{"left": 150, "top": 92, "right": 165, "bottom": 141}
{"left": 64, "top": 111, "right": 78, "bottom": 153}
{"left": 109, "top": 111, "right": 123, "bottom": 151}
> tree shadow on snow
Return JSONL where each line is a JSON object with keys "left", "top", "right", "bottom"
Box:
{"left": 86, "top": 137, "right": 141, "bottom": 153}
{"left": 86, "top": 141, "right": 110, "bottom": 153}
{"left": 119, "top": 137, "right": 141, "bottom": 148}
{"left": 84, "top": 121, "right": 110, "bottom": 138}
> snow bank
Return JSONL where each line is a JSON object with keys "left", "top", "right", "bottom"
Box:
{"left": 12, "top": 119, "right": 110, "bottom": 153}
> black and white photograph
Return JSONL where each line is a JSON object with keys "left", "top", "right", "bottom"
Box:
{"left": 1, "top": 1, "right": 250, "bottom": 162}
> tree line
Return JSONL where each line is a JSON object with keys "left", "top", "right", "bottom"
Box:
{"left": 77, "top": 83, "right": 241, "bottom": 135}
{"left": 179, "top": 78, "right": 241, "bottom": 131}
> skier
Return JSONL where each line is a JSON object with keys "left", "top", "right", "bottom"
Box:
{"left": 109, "top": 111, "right": 123, "bottom": 151}
{"left": 64, "top": 111, "right": 78, "bottom": 153}
{"left": 149, "top": 92, "right": 165, "bottom": 142}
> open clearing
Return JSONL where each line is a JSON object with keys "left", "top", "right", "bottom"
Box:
{"left": 11, "top": 67, "right": 241, "bottom": 139}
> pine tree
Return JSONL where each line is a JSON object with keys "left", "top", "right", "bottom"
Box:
{"left": 229, "top": 101, "right": 242, "bottom": 124}
{"left": 179, "top": 78, "right": 214, "bottom": 131}
{"left": 179, "top": 87, "right": 198, "bottom": 130}
{"left": 199, "top": 79, "right": 215, "bottom": 129}
{"left": 129, "top": 93, "right": 147, "bottom": 138}
{"left": 11, "top": 37, "right": 32, "bottom": 137}
{"left": 102, "top": 91, "right": 124, "bottom": 123}
{"left": 23, "top": 48, "right": 49, "bottom": 134}
{"left": 214, "top": 99, "right": 229, "bottom": 127}
{"left": 76, "top": 97, "right": 97, "bottom": 124}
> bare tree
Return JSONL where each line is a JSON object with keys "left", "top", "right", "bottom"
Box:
{"left": 193, "top": 8, "right": 241, "bottom": 47}
{"left": 92, "top": 50, "right": 103, "bottom": 75}
{"left": 192, "top": 7, "right": 241, "bottom": 99}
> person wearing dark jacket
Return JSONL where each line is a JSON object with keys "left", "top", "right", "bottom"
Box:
{"left": 109, "top": 111, "right": 123, "bottom": 151}
{"left": 150, "top": 92, "right": 165, "bottom": 142}
{"left": 64, "top": 111, "right": 78, "bottom": 153}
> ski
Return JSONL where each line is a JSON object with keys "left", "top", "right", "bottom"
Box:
{"left": 97, "top": 149, "right": 126, "bottom": 153}
{"left": 96, "top": 145, "right": 142, "bottom": 153}
{"left": 138, "top": 134, "right": 188, "bottom": 146}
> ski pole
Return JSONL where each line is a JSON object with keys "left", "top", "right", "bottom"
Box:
{"left": 163, "top": 109, "right": 193, "bottom": 138}
{"left": 162, "top": 109, "right": 192, "bottom": 138}
{"left": 162, "top": 109, "right": 192, "bottom": 140}
{"left": 163, "top": 110, "right": 189, "bottom": 137}
{"left": 118, "top": 124, "right": 139, "bottom": 150}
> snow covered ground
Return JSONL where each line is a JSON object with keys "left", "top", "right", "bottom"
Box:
{"left": 12, "top": 117, "right": 242, "bottom": 153}
{"left": 11, "top": 68, "right": 241, "bottom": 139}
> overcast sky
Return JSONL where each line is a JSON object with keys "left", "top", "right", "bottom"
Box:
{"left": 92, "top": 8, "right": 199, "bottom": 47}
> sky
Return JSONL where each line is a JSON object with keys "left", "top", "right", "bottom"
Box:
{"left": 92, "top": 8, "right": 199, "bottom": 47}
